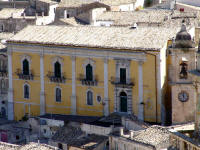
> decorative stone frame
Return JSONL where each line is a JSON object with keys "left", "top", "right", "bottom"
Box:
{"left": 86, "top": 89, "right": 94, "bottom": 106}
{"left": 51, "top": 56, "right": 64, "bottom": 74}
{"left": 115, "top": 59, "right": 131, "bottom": 83}
{"left": 114, "top": 88, "right": 132, "bottom": 114}
{"left": 55, "top": 86, "right": 62, "bottom": 102}
{"left": 23, "top": 82, "right": 30, "bottom": 100}
{"left": 82, "top": 58, "right": 96, "bottom": 80}
{"left": 20, "top": 55, "right": 32, "bottom": 73}
{"left": 96, "top": 94, "right": 102, "bottom": 104}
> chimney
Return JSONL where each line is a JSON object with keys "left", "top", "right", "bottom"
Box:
{"left": 130, "top": 131, "right": 134, "bottom": 140}
{"left": 42, "top": 12, "right": 44, "bottom": 17}
{"left": 120, "top": 127, "right": 124, "bottom": 136}
{"left": 64, "top": 10, "right": 67, "bottom": 19}
{"left": 23, "top": 13, "right": 26, "bottom": 19}
{"left": 35, "top": 13, "right": 38, "bottom": 19}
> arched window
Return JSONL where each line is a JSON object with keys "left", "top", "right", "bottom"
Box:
{"left": 23, "top": 59, "right": 29, "bottom": 75}
{"left": 180, "top": 62, "right": 188, "bottom": 79}
{"left": 55, "top": 88, "right": 61, "bottom": 102}
{"left": 86, "top": 64, "right": 93, "bottom": 81}
{"left": 54, "top": 61, "right": 61, "bottom": 78}
{"left": 24, "top": 84, "right": 30, "bottom": 99}
{"left": 87, "top": 91, "right": 93, "bottom": 105}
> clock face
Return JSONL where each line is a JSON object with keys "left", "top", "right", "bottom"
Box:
{"left": 178, "top": 91, "right": 189, "bottom": 102}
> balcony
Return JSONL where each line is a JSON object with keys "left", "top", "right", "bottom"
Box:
{"left": 0, "top": 89, "right": 7, "bottom": 94}
{"left": 47, "top": 71, "right": 66, "bottom": 83}
{"left": 110, "top": 77, "right": 134, "bottom": 88}
{"left": 79, "top": 74, "right": 98, "bottom": 86}
{"left": 0, "top": 69, "right": 7, "bottom": 77}
{"left": 16, "top": 69, "right": 34, "bottom": 80}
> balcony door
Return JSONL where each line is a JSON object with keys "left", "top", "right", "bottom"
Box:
{"left": 120, "top": 91, "right": 127, "bottom": 112}
{"left": 120, "top": 68, "right": 126, "bottom": 84}
{"left": 23, "top": 59, "right": 29, "bottom": 75}
{"left": 54, "top": 61, "right": 61, "bottom": 78}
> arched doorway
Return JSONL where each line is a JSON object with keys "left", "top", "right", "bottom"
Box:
{"left": 1, "top": 107, "right": 6, "bottom": 118}
{"left": 120, "top": 92, "right": 127, "bottom": 112}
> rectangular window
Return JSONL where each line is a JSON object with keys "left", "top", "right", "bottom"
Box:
{"left": 0, "top": 25, "right": 3, "bottom": 32}
{"left": 120, "top": 68, "right": 126, "bottom": 84}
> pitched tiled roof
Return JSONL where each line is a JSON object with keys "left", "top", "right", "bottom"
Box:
{"left": 96, "top": 10, "right": 171, "bottom": 25}
{"left": 52, "top": 126, "right": 107, "bottom": 150}
{"left": 132, "top": 126, "right": 170, "bottom": 148}
{"left": 96, "top": 9, "right": 199, "bottom": 27}
{"left": 0, "top": 142, "right": 58, "bottom": 150}
{"left": 58, "top": 0, "right": 95, "bottom": 8}
{"left": 98, "top": 0, "right": 136, "bottom": 6}
{"left": 8, "top": 25, "right": 179, "bottom": 51}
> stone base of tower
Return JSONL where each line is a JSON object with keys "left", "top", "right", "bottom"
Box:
{"left": 171, "top": 84, "right": 196, "bottom": 124}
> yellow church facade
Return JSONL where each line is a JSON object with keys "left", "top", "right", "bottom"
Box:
{"left": 6, "top": 25, "right": 179, "bottom": 123}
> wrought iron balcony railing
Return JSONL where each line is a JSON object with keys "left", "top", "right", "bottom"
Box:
{"left": 16, "top": 69, "right": 34, "bottom": 80}
{"left": 110, "top": 77, "right": 134, "bottom": 87}
{"left": 79, "top": 74, "right": 98, "bottom": 86}
{"left": 81, "top": 79, "right": 98, "bottom": 86}
{"left": 47, "top": 72, "right": 66, "bottom": 83}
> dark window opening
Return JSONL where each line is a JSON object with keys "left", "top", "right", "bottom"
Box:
{"left": 54, "top": 61, "right": 61, "bottom": 78}
{"left": 86, "top": 64, "right": 93, "bottom": 81}
{"left": 43, "top": 129, "right": 46, "bottom": 133}
{"left": 24, "top": 84, "right": 29, "bottom": 99}
{"left": 180, "top": 62, "right": 188, "bottom": 79}
{"left": 16, "top": 135, "right": 20, "bottom": 140}
{"left": 23, "top": 59, "right": 29, "bottom": 75}
{"left": 56, "top": 88, "right": 61, "bottom": 102}
{"left": 120, "top": 68, "right": 126, "bottom": 84}
{"left": 58, "top": 143, "right": 63, "bottom": 149}
{"left": 87, "top": 91, "right": 93, "bottom": 105}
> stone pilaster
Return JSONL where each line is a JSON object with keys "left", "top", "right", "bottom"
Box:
{"left": 71, "top": 56, "right": 76, "bottom": 115}
{"left": 40, "top": 52, "right": 45, "bottom": 115}
{"left": 138, "top": 61, "right": 144, "bottom": 120}
{"left": 104, "top": 58, "right": 109, "bottom": 116}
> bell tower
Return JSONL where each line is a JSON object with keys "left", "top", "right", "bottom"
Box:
{"left": 168, "top": 24, "right": 196, "bottom": 124}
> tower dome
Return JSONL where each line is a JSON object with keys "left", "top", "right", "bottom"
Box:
{"left": 174, "top": 24, "right": 195, "bottom": 48}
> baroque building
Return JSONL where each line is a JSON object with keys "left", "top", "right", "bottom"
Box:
{"left": 6, "top": 25, "right": 180, "bottom": 123}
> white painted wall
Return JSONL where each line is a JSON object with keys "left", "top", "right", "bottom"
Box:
{"left": 119, "top": 4, "right": 134, "bottom": 11}
{"left": 134, "top": 0, "right": 145, "bottom": 9}
{"left": 81, "top": 123, "right": 112, "bottom": 136}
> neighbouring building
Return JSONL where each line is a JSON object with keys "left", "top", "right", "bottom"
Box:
{"left": 109, "top": 126, "right": 171, "bottom": 150}
{"left": 0, "top": 32, "right": 14, "bottom": 119}
{"left": 0, "top": 141, "right": 58, "bottom": 150}
{"left": 93, "top": 9, "right": 199, "bottom": 27}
